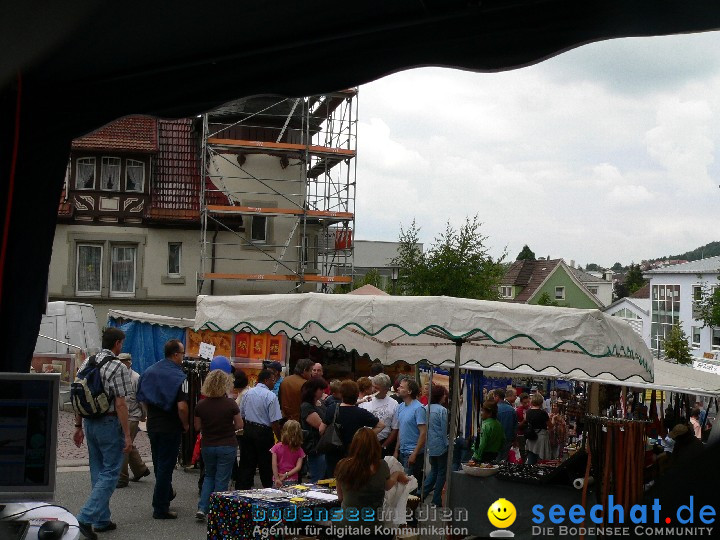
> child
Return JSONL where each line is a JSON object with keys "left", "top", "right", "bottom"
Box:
{"left": 271, "top": 420, "right": 306, "bottom": 486}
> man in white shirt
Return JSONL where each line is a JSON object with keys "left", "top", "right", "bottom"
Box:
{"left": 360, "top": 373, "right": 398, "bottom": 455}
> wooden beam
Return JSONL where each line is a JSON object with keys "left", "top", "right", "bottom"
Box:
{"left": 200, "top": 273, "right": 352, "bottom": 284}
{"left": 206, "top": 205, "right": 353, "bottom": 220}
{"left": 207, "top": 138, "right": 355, "bottom": 158}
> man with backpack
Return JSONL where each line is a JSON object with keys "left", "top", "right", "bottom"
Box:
{"left": 71, "top": 327, "right": 132, "bottom": 540}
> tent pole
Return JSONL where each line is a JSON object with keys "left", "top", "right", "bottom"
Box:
{"left": 445, "top": 339, "right": 462, "bottom": 507}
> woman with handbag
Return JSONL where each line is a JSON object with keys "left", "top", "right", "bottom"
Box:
{"left": 320, "top": 380, "right": 384, "bottom": 477}
{"left": 300, "top": 377, "right": 328, "bottom": 482}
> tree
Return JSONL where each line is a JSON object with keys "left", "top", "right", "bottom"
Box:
{"left": 662, "top": 323, "right": 692, "bottom": 364}
{"left": 613, "top": 282, "right": 629, "bottom": 301}
{"left": 391, "top": 215, "right": 506, "bottom": 299}
{"left": 516, "top": 245, "right": 536, "bottom": 261}
{"left": 625, "top": 263, "right": 646, "bottom": 294}
{"left": 536, "top": 292, "right": 559, "bottom": 307}
{"left": 695, "top": 276, "right": 720, "bottom": 328}
{"left": 611, "top": 262, "right": 623, "bottom": 272}
{"left": 585, "top": 263, "right": 601, "bottom": 272}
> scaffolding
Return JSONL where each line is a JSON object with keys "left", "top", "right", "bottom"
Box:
{"left": 198, "top": 90, "right": 357, "bottom": 294}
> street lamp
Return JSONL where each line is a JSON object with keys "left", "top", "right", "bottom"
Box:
{"left": 390, "top": 266, "right": 399, "bottom": 295}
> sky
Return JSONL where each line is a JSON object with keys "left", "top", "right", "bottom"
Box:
{"left": 354, "top": 30, "right": 720, "bottom": 268}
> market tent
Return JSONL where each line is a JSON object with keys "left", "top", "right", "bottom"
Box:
{"left": 466, "top": 359, "right": 720, "bottom": 398}
{"left": 3, "top": 3, "right": 720, "bottom": 374}
{"left": 107, "top": 309, "right": 193, "bottom": 374}
{"left": 195, "top": 293, "right": 654, "bottom": 382}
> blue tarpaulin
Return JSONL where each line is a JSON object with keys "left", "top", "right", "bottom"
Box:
{"left": 108, "top": 316, "right": 187, "bottom": 374}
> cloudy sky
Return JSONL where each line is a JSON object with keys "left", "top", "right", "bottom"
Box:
{"left": 354, "top": 30, "right": 720, "bottom": 268}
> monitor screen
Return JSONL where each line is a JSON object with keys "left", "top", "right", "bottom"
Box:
{"left": 0, "top": 373, "right": 59, "bottom": 502}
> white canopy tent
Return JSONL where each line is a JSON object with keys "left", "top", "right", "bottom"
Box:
{"left": 196, "top": 292, "right": 654, "bottom": 498}
{"left": 195, "top": 293, "right": 653, "bottom": 381}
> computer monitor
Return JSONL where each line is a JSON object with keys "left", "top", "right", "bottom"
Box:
{"left": 0, "top": 373, "right": 59, "bottom": 502}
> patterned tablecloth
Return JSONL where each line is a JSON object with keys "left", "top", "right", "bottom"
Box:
{"left": 207, "top": 486, "right": 338, "bottom": 540}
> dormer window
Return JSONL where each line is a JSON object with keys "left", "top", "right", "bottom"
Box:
{"left": 126, "top": 159, "right": 145, "bottom": 192}
{"left": 76, "top": 157, "right": 96, "bottom": 189}
{"left": 101, "top": 157, "right": 121, "bottom": 191}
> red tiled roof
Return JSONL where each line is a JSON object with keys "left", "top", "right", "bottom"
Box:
{"left": 629, "top": 283, "right": 650, "bottom": 299}
{"left": 71, "top": 115, "right": 159, "bottom": 153}
{"left": 502, "top": 259, "right": 562, "bottom": 303}
{"left": 58, "top": 188, "right": 73, "bottom": 218}
{"left": 147, "top": 119, "right": 229, "bottom": 222}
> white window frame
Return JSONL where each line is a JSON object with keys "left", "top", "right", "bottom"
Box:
{"left": 713, "top": 328, "right": 720, "bottom": 351}
{"left": 500, "top": 286, "right": 513, "bottom": 299}
{"left": 110, "top": 244, "right": 137, "bottom": 297}
{"left": 168, "top": 242, "right": 182, "bottom": 276}
{"left": 76, "top": 244, "right": 103, "bottom": 296}
{"left": 554, "top": 286, "right": 565, "bottom": 300}
{"left": 100, "top": 156, "right": 121, "bottom": 191}
{"left": 691, "top": 326, "right": 701, "bottom": 348}
{"left": 251, "top": 215, "right": 268, "bottom": 243}
{"left": 125, "top": 159, "right": 145, "bottom": 192}
{"left": 75, "top": 157, "right": 96, "bottom": 190}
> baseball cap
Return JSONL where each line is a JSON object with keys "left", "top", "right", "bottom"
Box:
{"left": 209, "top": 355, "right": 233, "bottom": 374}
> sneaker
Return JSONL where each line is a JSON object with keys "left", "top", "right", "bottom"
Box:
{"left": 153, "top": 511, "right": 178, "bottom": 520}
{"left": 94, "top": 522, "right": 117, "bottom": 532}
{"left": 195, "top": 510, "right": 206, "bottom": 522}
{"left": 78, "top": 521, "right": 98, "bottom": 540}
{"left": 131, "top": 468, "right": 151, "bottom": 482}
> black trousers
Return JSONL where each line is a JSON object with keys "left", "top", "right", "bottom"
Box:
{"left": 148, "top": 431, "right": 181, "bottom": 515}
{"left": 238, "top": 423, "right": 274, "bottom": 489}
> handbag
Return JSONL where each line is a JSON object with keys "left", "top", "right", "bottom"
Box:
{"left": 315, "top": 404, "right": 343, "bottom": 454}
{"left": 525, "top": 423, "right": 538, "bottom": 441}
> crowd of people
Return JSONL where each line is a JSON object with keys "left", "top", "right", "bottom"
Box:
{"left": 70, "top": 327, "right": 572, "bottom": 539}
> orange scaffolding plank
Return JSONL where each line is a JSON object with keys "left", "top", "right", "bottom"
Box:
{"left": 201, "top": 272, "right": 352, "bottom": 284}
{"left": 207, "top": 205, "right": 353, "bottom": 220}
{"left": 207, "top": 138, "right": 355, "bottom": 158}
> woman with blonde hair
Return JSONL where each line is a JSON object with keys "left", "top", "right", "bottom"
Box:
{"left": 270, "top": 420, "right": 306, "bottom": 486}
{"left": 194, "top": 370, "right": 243, "bottom": 521}
{"left": 336, "top": 427, "right": 409, "bottom": 539}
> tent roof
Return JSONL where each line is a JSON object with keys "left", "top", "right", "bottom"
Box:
{"left": 195, "top": 293, "right": 654, "bottom": 382}
{"left": 475, "top": 359, "right": 720, "bottom": 397}
{"left": 107, "top": 309, "right": 195, "bottom": 329}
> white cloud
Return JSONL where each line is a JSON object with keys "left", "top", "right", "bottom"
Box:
{"left": 354, "top": 31, "right": 720, "bottom": 266}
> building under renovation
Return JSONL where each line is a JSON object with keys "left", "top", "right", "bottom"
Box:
{"left": 47, "top": 91, "right": 358, "bottom": 326}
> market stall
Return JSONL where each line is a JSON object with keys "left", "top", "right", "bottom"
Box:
{"left": 195, "top": 292, "right": 655, "bottom": 518}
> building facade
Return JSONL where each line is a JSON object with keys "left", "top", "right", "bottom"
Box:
{"left": 645, "top": 256, "right": 720, "bottom": 358}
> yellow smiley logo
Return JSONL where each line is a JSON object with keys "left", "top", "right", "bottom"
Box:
{"left": 487, "top": 498, "right": 517, "bottom": 528}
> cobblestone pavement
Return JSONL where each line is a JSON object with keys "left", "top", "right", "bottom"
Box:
{"left": 57, "top": 410, "right": 151, "bottom": 465}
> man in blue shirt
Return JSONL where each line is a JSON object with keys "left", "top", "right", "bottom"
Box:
{"left": 493, "top": 388, "right": 517, "bottom": 461}
{"left": 238, "top": 369, "right": 282, "bottom": 489}
{"left": 392, "top": 379, "right": 427, "bottom": 484}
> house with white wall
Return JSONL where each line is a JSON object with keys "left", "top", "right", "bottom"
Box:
{"left": 644, "top": 256, "right": 720, "bottom": 358}
{"left": 603, "top": 284, "right": 650, "bottom": 346}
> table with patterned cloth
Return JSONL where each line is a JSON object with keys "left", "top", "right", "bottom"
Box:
{"left": 207, "top": 486, "right": 338, "bottom": 540}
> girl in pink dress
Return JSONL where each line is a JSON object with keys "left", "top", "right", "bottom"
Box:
{"left": 270, "top": 420, "right": 306, "bottom": 486}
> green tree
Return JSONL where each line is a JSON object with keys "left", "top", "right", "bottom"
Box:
{"left": 695, "top": 276, "right": 720, "bottom": 328}
{"left": 536, "top": 291, "right": 559, "bottom": 307}
{"left": 391, "top": 215, "right": 505, "bottom": 299}
{"left": 625, "top": 263, "right": 646, "bottom": 294}
{"left": 516, "top": 245, "right": 536, "bottom": 261}
{"left": 662, "top": 323, "right": 692, "bottom": 364}
{"left": 585, "top": 263, "right": 601, "bottom": 272}
{"left": 611, "top": 262, "right": 623, "bottom": 272}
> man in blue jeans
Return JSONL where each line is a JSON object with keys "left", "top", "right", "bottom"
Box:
{"left": 137, "top": 339, "right": 189, "bottom": 519}
{"left": 73, "top": 328, "right": 133, "bottom": 540}
{"left": 392, "top": 379, "right": 427, "bottom": 487}
{"left": 494, "top": 388, "right": 517, "bottom": 461}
